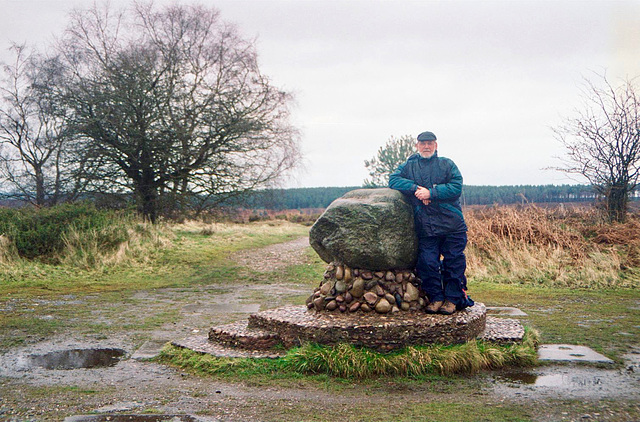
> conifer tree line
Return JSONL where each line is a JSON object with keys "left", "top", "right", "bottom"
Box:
{"left": 228, "top": 184, "right": 633, "bottom": 211}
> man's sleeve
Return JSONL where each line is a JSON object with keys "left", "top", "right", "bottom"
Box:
{"left": 388, "top": 162, "right": 418, "bottom": 194}
{"left": 430, "top": 160, "right": 463, "bottom": 201}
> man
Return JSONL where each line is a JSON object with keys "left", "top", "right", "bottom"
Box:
{"left": 388, "top": 131, "right": 473, "bottom": 315}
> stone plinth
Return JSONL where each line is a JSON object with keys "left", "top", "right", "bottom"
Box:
{"left": 208, "top": 321, "right": 281, "bottom": 350}
{"left": 248, "top": 303, "right": 487, "bottom": 352}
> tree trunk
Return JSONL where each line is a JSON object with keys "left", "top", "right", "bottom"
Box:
{"left": 138, "top": 183, "right": 158, "bottom": 223}
{"left": 137, "top": 161, "right": 158, "bottom": 223}
{"left": 606, "top": 185, "right": 628, "bottom": 223}
{"left": 35, "top": 166, "right": 45, "bottom": 207}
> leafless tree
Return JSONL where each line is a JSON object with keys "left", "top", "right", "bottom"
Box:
{"left": 56, "top": 2, "right": 300, "bottom": 221}
{"left": 554, "top": 75, "right": 640, "bottom": 223}
{"left": 0, "top": 45, "right": 78, "bottom": 206}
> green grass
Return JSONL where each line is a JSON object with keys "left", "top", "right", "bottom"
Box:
{"left": 157, "top": 328, "right": 538, "bottom": 381}
{"left": 470, "top": 281, "right": 640, "bottom": 361}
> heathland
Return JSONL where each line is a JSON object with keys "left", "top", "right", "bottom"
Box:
{"left": 0, "top": 203, "right": 638, "bottom": 421}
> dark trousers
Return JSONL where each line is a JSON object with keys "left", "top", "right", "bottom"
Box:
{"left": 416, "top": 232, "right": 473, "bottom": 309}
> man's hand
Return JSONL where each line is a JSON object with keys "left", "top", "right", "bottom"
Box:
{"left": 415, "top": 186, "right": 431, "bottom": 206}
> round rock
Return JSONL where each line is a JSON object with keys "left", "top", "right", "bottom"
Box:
{"left": 309, "top": 188, "right": 418, "bottom": 270}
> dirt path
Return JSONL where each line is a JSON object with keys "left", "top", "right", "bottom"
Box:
{"left": 0, "top": 237, "right": 639, "bottom": 421}
{"left": 230, "top": 236, "right": 311, "bottom": 272}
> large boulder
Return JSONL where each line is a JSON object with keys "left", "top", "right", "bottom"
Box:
{"left": 309, "top": 188, "right": 417, "bottom": 270}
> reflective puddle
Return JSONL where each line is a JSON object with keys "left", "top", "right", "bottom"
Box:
{"left": 492, "top": 365, "right": 640, "bottom": 399}
{"left": 28, "top": 348, "right": 126, "bottom": 370}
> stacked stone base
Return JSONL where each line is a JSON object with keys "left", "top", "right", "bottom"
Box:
{"left": 174, "top": 311, "right": 525, "bottom": 358}
{"left": 208, "top": 321, "right": 281, "bottom": 350}
{"left": 248, "top": 304, "right": 486, "bottom": 352}
{"left": 306, "top": 264, "right": 426, "bottom": 314}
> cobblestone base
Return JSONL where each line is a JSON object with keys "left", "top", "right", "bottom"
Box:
{"left": 208, "top": 321, "right": 281, "bottom": 350}
{"left": 249, "top": 303, "right": 487, "bottom": 351}
{"left": 174, "top": 312, "right": 525, "bottom": 358}
{"left": 480, "top": 316, "right": 526, "bottom": 343}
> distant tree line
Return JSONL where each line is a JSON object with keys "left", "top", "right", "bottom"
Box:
{"left": 221, "top": 184, "right": 638, "bottom": 210}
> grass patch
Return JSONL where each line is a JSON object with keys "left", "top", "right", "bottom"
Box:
{"left": 0, "top": 220, "right": 309, "bottom": 298}
{"left": 471, "top": 281, "right": 640, "bottom": 361}
{"left": 157, "top": 328, "right": 538, "bottom": 381}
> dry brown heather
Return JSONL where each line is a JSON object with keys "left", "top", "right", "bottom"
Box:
{"left": 464, "top": 204, "right": 640, "bottom": 288}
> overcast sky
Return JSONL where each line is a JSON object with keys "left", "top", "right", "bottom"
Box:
{"left": 2, "top": 0, "right": 639, "bottom": 188}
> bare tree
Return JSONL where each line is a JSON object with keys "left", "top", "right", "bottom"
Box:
{"left": 55, "top": 2, "right": 300, "bottom": 221}
{"left": 554, "top": 75, "right": 640, "bottom": 223}
{"left": 0, "top": 45, "right": 76, "bottom": 206}
{"left": 364, "top": 135, "right": 416, "bottom": 187}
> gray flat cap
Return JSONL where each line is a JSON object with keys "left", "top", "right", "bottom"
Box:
{"left": 417, "top": 131, "right": 437, "bottom": 141}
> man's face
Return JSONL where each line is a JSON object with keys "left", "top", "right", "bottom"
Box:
{"left": 416, "top": 140, "right": 437, "bottom": 159}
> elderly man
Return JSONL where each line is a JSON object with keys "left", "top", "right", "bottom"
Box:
{"left": 388, "top": 131, "right": 473, "bottom": 315}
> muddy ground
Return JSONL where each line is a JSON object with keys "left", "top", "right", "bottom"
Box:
{"left": 0, "top": 238, "right": 639, "bottom": 421}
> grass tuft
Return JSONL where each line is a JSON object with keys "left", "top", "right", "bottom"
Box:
{"left": 157, "top": 328, "right": 538, "bottom": 380}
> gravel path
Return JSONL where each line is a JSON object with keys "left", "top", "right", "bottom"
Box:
{"left": 230, "top": 237, "right": 310, "bottom": 272}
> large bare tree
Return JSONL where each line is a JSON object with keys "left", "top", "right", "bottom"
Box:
{"left": 555, "top": 75, "right": 640, "bottom": 223}
{"left": 55, "top": 2, "right": 300, "bottom": 221}
{"left": 0, "top": 45, "right": 78, "bottom": 206}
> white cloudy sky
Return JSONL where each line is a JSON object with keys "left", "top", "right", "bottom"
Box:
{"left": 2, "top": 0, "right": 640, "bottom": 188}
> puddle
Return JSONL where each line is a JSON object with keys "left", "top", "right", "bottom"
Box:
{"left": 495, "top": 371, "right": 538, "bottom": 384}
{"left": 492, "top": 365, "right": 640, "bottom": 399}
{"left": 28, "top": 348, "right": 126, "bottom": 370}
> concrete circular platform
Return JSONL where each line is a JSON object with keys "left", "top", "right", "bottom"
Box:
{"left": 248, "top": 303, "right": 487, "bottom": 351}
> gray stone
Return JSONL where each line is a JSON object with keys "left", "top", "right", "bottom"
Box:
{"left": 313, "top": 297, "right": 325, "bottom": 310}
{"left": 404, "top": 283, "right": 419, "bottom": 302}
{"left": 375, "top": 298, "right": 392, "bottom": 313}
{"left": 350, "top": 278, "right": 365, "bottom": 298}
{"left": 319, "top": 281, "right": 333, "bottom": 295}
{"left": 309, "top": 188, "right": 418, "bottom": 270}
{"left": 364, "top": 292, "right": 378, "bottom": 306}
{"left": 335, "top": 279, "right": 347, "bottom": 293}
{"left": 325, "top": 300, "right": 338, "bottom": 311}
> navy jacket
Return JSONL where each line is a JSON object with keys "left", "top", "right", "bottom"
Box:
{"left": 388, "top": 152, "right": 467, "bottom": 237}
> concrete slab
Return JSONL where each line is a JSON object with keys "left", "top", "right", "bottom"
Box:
{"left": 131, "top": 340, "right": 169, "bottom": 361}
{"left": 486, "top": 306, "right": 528, "bottom": 316}
{"left": 538, "top": 344, "right": 614, "bottom": 364}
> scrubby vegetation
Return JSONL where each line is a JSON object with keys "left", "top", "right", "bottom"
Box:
{"left": 466, "top": 205, "right": 640, "bottom": 288}
{"left": 0, "top": 203, "right": 167, "bottom": 269}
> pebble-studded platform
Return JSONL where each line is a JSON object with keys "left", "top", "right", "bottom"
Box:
{"left": 173, "top": 314, "right": 524, "bottom": 358}
{"left": 172, "top": 302, "right": 525, "bottom": 357}
{"left": 247, "top": 303, "right": 487, "bottom": 351}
